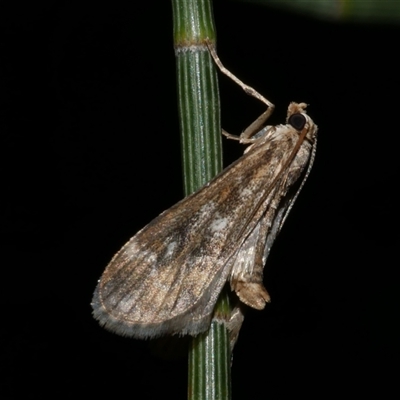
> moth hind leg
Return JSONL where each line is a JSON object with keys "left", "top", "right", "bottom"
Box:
{"left": 232, "top": 280, "right": 270, "bottom": 310}
{"left": 227, "top": 300, "right": 246, "bottom": 350}
{"left": 229, "top": 216, "right": 272, "bottom": 310}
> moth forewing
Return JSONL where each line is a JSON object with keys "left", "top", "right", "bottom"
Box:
{"left": 92, "top": 102, "right": 318, "bottom": 340}
{"left": 229, "top": 107, "right": 317, "bottom": 310}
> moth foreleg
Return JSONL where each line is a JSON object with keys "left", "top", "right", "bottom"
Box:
{"left": 221, "top": 108, "right": 275, "bottom": 144}
{"left": 222, "top": 128, "right": 241, "bottom": 141}
{"left": 205, "top": 38, "right": 275, "bottom": 142}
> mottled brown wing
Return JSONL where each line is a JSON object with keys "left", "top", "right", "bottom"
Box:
{"left": 229, "top": 131, "right": 315, "bottom": 309}
{"left": 92, "top": 118, "right": 314, "bottom": 339}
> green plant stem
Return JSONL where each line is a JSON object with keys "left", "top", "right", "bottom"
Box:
{"left": 171, "top": 0, "right": 232, "bottom": 398}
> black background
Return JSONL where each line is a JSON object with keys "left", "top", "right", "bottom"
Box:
{"left": 2, "top": 1, "right": 399, "bottom": 398}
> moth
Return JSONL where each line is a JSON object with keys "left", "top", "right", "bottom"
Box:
{"left": 92, "top": 41, "right": 318, "bottom": 341}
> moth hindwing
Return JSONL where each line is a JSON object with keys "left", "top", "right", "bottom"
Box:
{"left": 91, "top": 42, "right": 318, "bottom": 340}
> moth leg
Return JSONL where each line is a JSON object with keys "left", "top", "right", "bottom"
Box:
{"left": 230, "top": 214, "right": 271, "bottom": 310}
{"left": 221, "top": 129, "right": 241, "bottom": 141}
{"left": 205, "top": 38, "right": 275, "bottom": 142}
{"left": 227, "top": 300, "right": 246, "bottom": 350}
{"left": 233, "top": 278, "right": 270, "bottom": 310}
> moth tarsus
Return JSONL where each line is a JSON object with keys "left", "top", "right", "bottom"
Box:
{"left": 91, "top": 41, "right": 318, "bottom": 344}
{"left": 205, "top": 38, "right": 275, "bottom": 142}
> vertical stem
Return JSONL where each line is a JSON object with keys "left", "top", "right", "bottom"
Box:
{"left": 171, "top": 0, "right": 232, "bottom": 399}
{"left": 172, "top": 0, "right": 221, "bottom": 191}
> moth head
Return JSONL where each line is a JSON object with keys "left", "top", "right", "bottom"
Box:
{"left": 286, "top": 102, "right": 318, "bottom": 142}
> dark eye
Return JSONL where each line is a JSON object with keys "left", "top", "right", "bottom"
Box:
{"left": 288, "top": 113, "right": 306, "bottom": 131}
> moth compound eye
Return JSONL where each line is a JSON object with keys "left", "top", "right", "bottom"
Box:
{"left": 288, "top": 113, "right": 306, "bottom": 131}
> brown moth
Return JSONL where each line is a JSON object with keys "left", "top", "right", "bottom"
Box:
{"left": 91, "top": 42, "right": 318, "bottom": 340}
